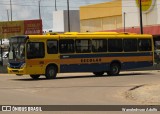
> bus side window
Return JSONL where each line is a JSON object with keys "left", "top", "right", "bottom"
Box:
{"left": 75, "top": 39, "right": 91, "bottom": 53}
{"left": 27, "top": 42, "right": 45, "bottom": 59}
{"left": 138, "top": 39, "right": 152, "bottom": 51}
{"left": 47, "top": 40, "right": 58, "bottom": 54}
{"left": 124, "top": 39, "right": 137, "bottom": 52}
{"left": 108, "top": 39, "right": 123, "bottom": 52}
{"left": 59, "top": 39, "right": 74, "bottom": 53}
{"left": 92, "top": 39, "right": 107, "bottom": 52}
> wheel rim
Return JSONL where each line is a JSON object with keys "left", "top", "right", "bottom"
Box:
{"left": 112, "top": 66, "right": 119, "bottom": 74}
{"left": 49, "top": 69, "right": 55, "bottom": 77}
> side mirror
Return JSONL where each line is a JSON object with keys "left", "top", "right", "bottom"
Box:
{"left": 3, "top": 55, "right": 7, "bottom": 58}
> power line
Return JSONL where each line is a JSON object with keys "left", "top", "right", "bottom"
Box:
{"left": 0, "top": 2, "right": 158, "bottom": 9}
{"left": 0, "top": 0, "right": 158, "bottom": 29}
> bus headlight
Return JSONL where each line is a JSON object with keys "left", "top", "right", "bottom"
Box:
{"left": 20, "top": 63, "right": 26, "bottom": 69}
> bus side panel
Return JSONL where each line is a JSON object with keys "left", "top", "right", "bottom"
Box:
{"left": 60, "top": 63, "right": 110, "bottom": 73}
{"left": 121, "top": 61, "right": 153, "bottom": 70}
{"left": 59, "top": 52, "right": 153, "bottom": 73}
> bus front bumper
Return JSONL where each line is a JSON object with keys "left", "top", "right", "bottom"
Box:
{"left": 7, "top": 67, "right": 26, "bottom": 75}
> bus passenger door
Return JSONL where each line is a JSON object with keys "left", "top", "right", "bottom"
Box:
{"left": 26, "top": 42, "right": 45, "bottom": 74}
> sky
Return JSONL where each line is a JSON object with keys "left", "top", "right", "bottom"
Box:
{"left": 0, "top": 0, "right": 110, "bottom": 29}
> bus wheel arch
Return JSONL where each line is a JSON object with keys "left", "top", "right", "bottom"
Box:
{"left": 30, "top": 75, "right": 40, "bottom": 80}
{"left": 93, "top": 72, "right": 104, "bottom": 76}
{"left": 107, "top": 60, "right": 121, "bottom": 76}
{"left": 45, "top": 64, "right": 58, "bottom": 79}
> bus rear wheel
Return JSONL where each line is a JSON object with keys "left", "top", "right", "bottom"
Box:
{"left": 30, "top": 75, "right": 40, "bottom": 79}
{"left": 107, "top": 63, "right": 120, "bottom": 76}
{"left": 45, "top": 66, "right": 57, "bottom": 79}
{"left": 93, "top": 72, "right": 104, "bottom": 76}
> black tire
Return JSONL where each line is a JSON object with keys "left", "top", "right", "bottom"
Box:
{"left": 107, "top": 63, "right": 120, "bottom": 76}
{"left": 93, "top": 72, "right": 104, "bottom": 76}
{"left": 16, "top": 74, "right": 22, "bottom": 76}
{"left": 45, "top": 66, "right": 57, "bottom": 79}
{"left": 30, "top": 75, "right": 40, "bottom": 79}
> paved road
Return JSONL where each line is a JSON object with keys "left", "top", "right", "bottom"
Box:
{"left": 0, "top": 71, "right": 160, "bottom": 114}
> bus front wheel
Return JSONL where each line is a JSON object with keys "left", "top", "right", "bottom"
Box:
{"left": 107, "top": 63, "right": 120, "bottom": 76}
{"left": 30, "top": 75, "right": 40, "bottom": 80}
{"left": 45, "top": 66, "right": 57, "bottom": 79}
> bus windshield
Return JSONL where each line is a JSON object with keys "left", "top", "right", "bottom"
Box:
{"left": 9, "top": 36, "right": 27, "bottom": 62}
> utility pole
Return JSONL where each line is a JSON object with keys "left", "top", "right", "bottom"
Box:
{"left": 67, "top": 0, "right": 70, "bottom": 32}
{"left": 55, "top": 0, "right": 57, "bottom": 11}
{"left": 10, "top": 0, "right": 12, "bottom": 21}
{"left": 123, "top": 12, "right": 126, "bottom": 33}
{"left": 139, "top": 0, "right": 143, "bottom": 34}
{"left": 39, "top": 0, "right": 41, "bottom": 19}
{"left": 7, "top": 9, "right": 9, "bottom": 21}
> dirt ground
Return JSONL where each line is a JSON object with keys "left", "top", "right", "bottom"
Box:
{"left": 125, "top": 84, "right": 160, "bottom": 105}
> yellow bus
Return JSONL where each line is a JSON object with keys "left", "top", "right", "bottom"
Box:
{"left": 7, "top": 32, "right": 154, "bottom": 79}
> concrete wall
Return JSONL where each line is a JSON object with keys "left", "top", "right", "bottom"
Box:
{"left": 53, "top": 10, "right": 80, "bottom": 32}
{"left": 80, "top": 0, "right": 122, "bottom": 32}
{"left": 64, "top": 10, "right": 80, "bottom": 32}
{"left": 80, "top": 0, "right": 122, "bottom": 20}
{"left": 0, "top": 65, "right": 7, "bottom": 73}
{"left": 80, "top": 16, "right": 122, "bottom": 32}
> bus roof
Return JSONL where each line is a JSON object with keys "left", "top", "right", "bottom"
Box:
{"left": 46, "top": 32, "right": 151, "bottom": 36}
{"left": 27, "top": 32, "right": 152, "bottom": 39}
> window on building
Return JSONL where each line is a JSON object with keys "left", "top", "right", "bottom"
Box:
{"left": 138, "top": 39, "right": 152, "bottom": 51}
{"left": 124, "top": 39, "right": 137, "bottom": 52}
{"left": 59, "top": 39, "right": 74, "bottom": 53}
{"left": 92, "top": 39, "right": 107, "bottom": 52}
{"left": 108, "top": 39, "right": 123, "bottom": 52}
{"left": 47, "top": 40, "right": 58, "bottom": 54}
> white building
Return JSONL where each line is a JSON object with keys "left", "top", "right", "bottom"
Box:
{"left": 122, "top": 0, "right": 159, "bottom": 28}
